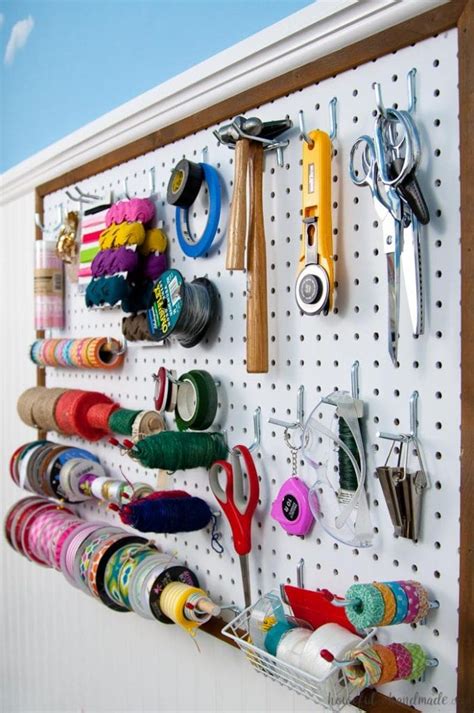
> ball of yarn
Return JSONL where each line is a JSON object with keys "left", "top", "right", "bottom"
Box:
{"left": 122, "top": 313, "right": 153, "bottom": 342}
{"left": 85, "top": 275, "right": 133, "bottom": 308}
{"left": 130, "top": 431, "right": 227, "bottom": 470}
{"left": 91, "top": 247, "right": 139, "bottom": 277}
{"left": 138, "top": 228, "right": 168, "bottom": 256}
{"left": 345, "top": 583, "right": 385, "bottom": 629}
{"left": 119, "top": 491, "right": 212, "bottom": 533}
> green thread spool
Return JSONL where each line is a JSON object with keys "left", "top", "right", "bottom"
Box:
{"left": 131, "top": 431, "right": 227, "bottom": 470}
{"left": 338, "top": 417, "right": 360, "bottom": 492}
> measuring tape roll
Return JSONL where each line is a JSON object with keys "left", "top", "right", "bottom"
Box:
{"left": 176, "top": 163, "right": 221, "bottom": 258}
{"left": 167, "top": 159, "right": 204, "bottom": 208}
{"left": 175, "top": 370, "right": 218, "bottom": 431}
{"left": 147, "top": 269, "right": 218, "bottom": 347}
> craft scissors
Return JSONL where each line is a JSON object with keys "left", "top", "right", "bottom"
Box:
{"left": 350, "top": 135, "right": 403, "bottom": 364}
{"left": 209, "top": 444, "right": 259, "bottom": 609}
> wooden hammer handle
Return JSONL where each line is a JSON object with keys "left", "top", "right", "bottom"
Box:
{"left": 226, "top": 138, "right": 250, "bottom": 271}
{"left": 246, "top": 141, "right": 268, "bottom": 374}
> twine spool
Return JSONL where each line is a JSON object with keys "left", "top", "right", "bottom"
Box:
{"left": 33, "top": 388, "right": 69, "bottom": 432}
{"left": 17, "top": 387, "right": 48, "bottom": 427}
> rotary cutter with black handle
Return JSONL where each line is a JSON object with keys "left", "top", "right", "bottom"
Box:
{"left": 167, "top": 159, "right": 204, "bottom": 208}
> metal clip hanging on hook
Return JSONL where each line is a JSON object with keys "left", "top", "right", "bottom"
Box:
{"left": 268, "top": 385, "right": 305, "bottom": 429}
{"left": 35, "top": 205, "right": 63, "bottom": 234}
{"left": 123, "top": 166, "right": 156, "bottom": 200}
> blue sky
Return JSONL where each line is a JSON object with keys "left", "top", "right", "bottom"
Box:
{"left": 0, "top": 0, "right": 312, "bottom": 172}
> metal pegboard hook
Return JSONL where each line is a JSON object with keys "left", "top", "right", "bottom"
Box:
{"left": 268, "top": 385, "right": 305, "bottom": 430}
{"left": 201, "top": 146, "right": 208, "bottom": 163}
{"left": 377, "top": 390, "right": 419, "bottom": 442}
{"left": 35, "top": 204, "right": 63, "bottom": 234}
{"left": 298, "top": 110, "right": 314, "bottom": 148}
{"left": 248, "top": 407, "right": 261, "bottom": 453}
{"left": 296, "top": 558, "right": 305, "bottom": 588}
{"left": 407, "top": 67, "right": 417, "bottom": 114}
{"left": 107, "top": 337, "right": 127, "bottom": 356}
{"left": 351, "top": 360, "right": 360, "bottom": 400}
{"left": 123, "top": 166, "right": 156, "bottom": 200}
{"left": 373, "top": 81, "right": 387, "bottom": 117}
{"left": 329, "top": 97, "right": 337, "bottom": 141}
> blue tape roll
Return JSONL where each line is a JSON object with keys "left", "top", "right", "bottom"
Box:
{"left": 176, "top": 163, "right": 221, "bottom": 258}
{"left": 386, "top": 581, "right": 409, "bottom": 624}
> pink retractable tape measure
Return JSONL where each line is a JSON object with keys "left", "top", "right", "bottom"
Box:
{"left": 270, "top": 427, "right": 316, "bottom": 536}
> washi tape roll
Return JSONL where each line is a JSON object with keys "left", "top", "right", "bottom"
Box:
{"left": 167, "top": 159, "right": 204, "bottom": 208}
{"left": 410, "top": 581, "right": 430, "bottom": 622}
{"left": 387, "top": 642, "right": 413, "bottom": 680}
{"left": 175, "top": 370, "right": 218, "bottom": 431}
{"left": 373, "top": 582, "right": 397, "bottom": 626}
{"left": 346, "top": 646, "right": 383, "bottom": 688}
{"left": 345, "top": 583, "right": 385, "bottom": 629}
{"left": 403, "top": 643, "right": 427, "bottom": 680}
{"left": 400, "top": 580, "right": 421, "bottom": 623}
{"left": 371, "top": 644, "right": 398, "bottom": 685}
{"left": 385, "top": 581, "right": 409, "bottom": 624}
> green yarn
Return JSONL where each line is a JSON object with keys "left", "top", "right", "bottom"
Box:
{"left": 338, "top": 417, "right": 360, "bottom": 492}
{"left": 132, "top": 431, "right": 227, "bottom": 470}
{"left": 109, "top": 408, "right": 142, "bottom": 436}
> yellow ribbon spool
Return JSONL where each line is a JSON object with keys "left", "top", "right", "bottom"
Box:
{"left": 159, "top": 582, "right": 209, "bottom": 636}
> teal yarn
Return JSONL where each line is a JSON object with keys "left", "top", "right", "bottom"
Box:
{"left": 85, "top": 275, "right": 132, "bottom": 308}
{"left": 109, "top": 408, "right": 142, "bottom": 436}
{"left": 345, "top": 583, "right": 385, "bottom": 630}
{"left": 131, "top": 431, "right": 227, "bottom": 470}
{"left": 264, "top": 621, "right": 295, "bottom": 657}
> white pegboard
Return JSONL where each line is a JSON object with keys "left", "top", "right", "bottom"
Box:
{"left": 42, "top": 30, "right": 460, "bottom": 710}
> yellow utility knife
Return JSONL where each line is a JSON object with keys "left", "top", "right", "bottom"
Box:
{"left": 295, "top": 129, "right": 334, "bottom": 315}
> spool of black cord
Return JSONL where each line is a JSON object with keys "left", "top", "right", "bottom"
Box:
{"left": 147, "top": 269, "right": 218, "bottom": 347}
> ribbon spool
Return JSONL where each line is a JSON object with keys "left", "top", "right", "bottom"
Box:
{"left": 147, "top": 269, "right": 218, "bottom": 348}
{"left": 175, "top": 370, "right": 218, "bottom": 431}
{"left": 175, "top": 163, "right": 222, "bottom": 258}
{"left": 167, "top": 159, "right": 204, "bottom": 208}
{"left": 122, "top": 313, "right": 153, "bottom": 342}
{"left": 153, "top": 367, "right": 178, "bottom": 414}
{"left": 159, "top": 582, "right": 217, "bottom": 635}
{"left": 341, "top": 581, "right": 432, "bottom": 629}
{"left": 105, "top": 198, "right": 155, "bottom": 227}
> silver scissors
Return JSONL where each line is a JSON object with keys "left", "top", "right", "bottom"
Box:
{"left": 375, "top": 108, "right": 425, "bottom": 337}
{"left": 350, "top": 135, "right": 402, "bottom": 365}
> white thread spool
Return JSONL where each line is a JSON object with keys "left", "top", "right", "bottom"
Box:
{"left": 276, "top": 628, "right": 312, "bottom": 668}
{"left": 299, "top": 623, "right": 362, "bottom": 679}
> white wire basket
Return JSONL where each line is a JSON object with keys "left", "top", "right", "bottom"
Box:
{"left": 221, "top": 600, "right": 376, "bottom": 712}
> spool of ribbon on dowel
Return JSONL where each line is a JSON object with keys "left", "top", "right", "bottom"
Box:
{"left": 322, "top": 581, "right": 439, "bottom": 629}
{"left": 147, "top": 269, "right": 219, "bottom": 347}
{"left": 30, "top": 337, "right": 125, "bottom": 369}
{"left": 153, "top": 366, "right": 218, "bottom": 431}
{"left": 9, "top": 440, "right": 217, "bottom": 537}
{"left": 5, "top": 496, "right": 220, "bottom": 633}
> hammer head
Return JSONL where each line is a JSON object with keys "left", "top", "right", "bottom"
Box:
{"left": 215, "top": 116, "right": 292, "bottom": 146}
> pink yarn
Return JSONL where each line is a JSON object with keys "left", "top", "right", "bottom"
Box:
{"left": 105, "top": 199, "right": 155, "bottom": 227}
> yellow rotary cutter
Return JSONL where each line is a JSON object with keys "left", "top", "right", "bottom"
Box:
{"left": 296, "top": 129, "right": 334, "bottom": 315}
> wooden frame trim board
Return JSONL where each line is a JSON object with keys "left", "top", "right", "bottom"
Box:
{"left": 32, "top": 1, "right": 472, "bottom": 710}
